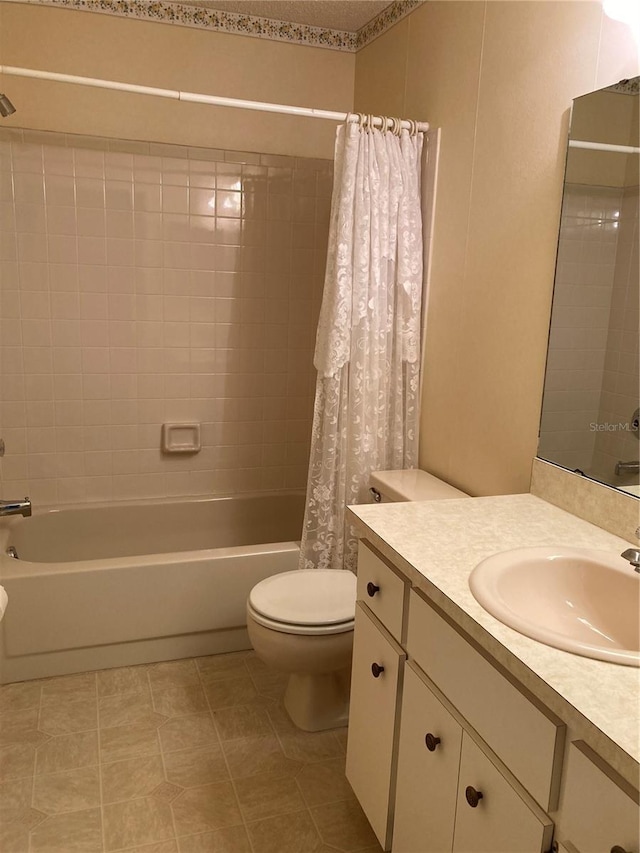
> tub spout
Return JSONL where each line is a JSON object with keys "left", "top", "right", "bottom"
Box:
{"left": 0, "top": 497, "right": 31, "bottom": 518}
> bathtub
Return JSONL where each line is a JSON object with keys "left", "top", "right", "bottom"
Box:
{"left": 0, "top": 492, "right": 304, "bottom": 684}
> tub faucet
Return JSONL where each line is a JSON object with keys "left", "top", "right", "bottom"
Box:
{"left": 0, "top": 497, "right": 31, "bottom": 518}
{"left": 615, "top": 460, "right": 639, "bottom": 476}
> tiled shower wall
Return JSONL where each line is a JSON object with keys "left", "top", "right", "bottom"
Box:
{"left": 592, "top": 184, "right": 639, "bottom": 479}
{"left": 0, "top": 129, "right": 331, "bottom": 505}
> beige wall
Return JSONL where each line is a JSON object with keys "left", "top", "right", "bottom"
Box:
{"left": 0, "top": 2, "right": 355, "bottom": 159}
{"left": 355, "top": 1, "right": 639, "bottom": 496}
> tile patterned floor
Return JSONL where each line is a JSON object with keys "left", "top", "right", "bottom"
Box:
{"left": 0, "top": 652, "right": 383, "bottom": 853}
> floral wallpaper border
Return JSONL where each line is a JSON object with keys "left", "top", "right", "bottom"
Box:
{"left": 22, "top": 0, "right": 423, "bottom": 52}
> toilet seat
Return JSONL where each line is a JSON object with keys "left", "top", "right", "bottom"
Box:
{"left": 248, "top": 569, "right": 356, "bottom": 635}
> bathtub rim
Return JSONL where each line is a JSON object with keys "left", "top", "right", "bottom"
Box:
{"left": 0, "top": 489, "right": 305, "bottom": 574}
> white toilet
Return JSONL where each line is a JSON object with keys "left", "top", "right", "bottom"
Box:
{"left": 247, "top": 469, "right": 468, "bottom": 732}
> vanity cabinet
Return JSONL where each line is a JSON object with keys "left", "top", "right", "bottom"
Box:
{"left": 559, "top": 741, "right": 639, "bottom": 853}
{"left": 346, "top": 542, "right": 409, "bottom": 850}
{"left": 393, "top": 662, "right": 554, "bottom": 853}
{"left": 348, "top": 538, "right": 640, "bottom": 853}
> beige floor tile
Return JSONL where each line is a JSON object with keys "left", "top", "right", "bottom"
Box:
{"left": 148, "top": 660, "right": 200, "bottom": 689}
{"left": 248, "top": 670, "right": 288, "bottom": 700}
{"left": 203, "top": 677, "right": 259, "bottom": 710}
{"left": 158, "top": 714, "right": 219, "bottom": 753}
{"left": 152, "top": 685, "right": 209, "bottom": 718}
{"left": 222, "top": 734, "right": 302, "bottom": 780}
{"left": 278, "top": 729, "right": 344, "bottom": 764}
{"left": 0, "top": 681, "right": 42, "bottom": 714}
{"left": 235, "top": 770, "right": 305, "bottom": 822}
{"left": 164, "top": 745, "right": 229, "bottom": 787}
{"left": 36, "top": 731, "right": 99, "bottom": 775}
{"left": 0, "top": 708, "right": 49, "bottom": 748}
{"left": 196, "top": 652, "right": 251, "bottom": 684}
{"left": 333, "top": 728, "right": 348, "bottom": 754}
{"left": 99, "top": 689, "right": 166, "bottom": 729}
{"left": 311, "top": 800, "right": 379, "bottom": 851}
{"left": 212, "top": 704, "right": 273, "bottom": 741}
{"left": 0, "top": 743, "right": 36, "bottom": 781}
{"left": 103, "top": 796, "right": 175, "bottom": 851}
{"left": 171, "top": 782, "right": 242, "bottom": 837}
{"left": 100, "top": 722, "right": 161, "bottom": 764}
{"left": 38, "top": 695, "right": 98, "bottom": 736}
{"left": 177, "top": 825, "right": 252, "bottom": 852}
{"left": 264, "top": 702, "right": 299, "bottom": 735}
{"left": 40, "top": 672, "right": 97, "bottom": 700}
{"left": 0, "top": 776, "right": 32, "bottom": 823}
{"left": 246, "top": 808, "right": 324, "bottom": 853}
{"left": 0, "top": 820, "right": 30, "bottom": 853}
{"left": 97, "top": 665, "right": 151, "bottom": 697}
{"left": 295, "top": 758, "right": 355, "bottom": 807}
{"left": 30, "top": 807, "right": 103, "bottom": 852}
{"left": 33, "top": 766, "right": 101, "bottom": 814}
{"left": 125, "top": 842, "right": 179, "bottom": 853}
{"left": 101, "top": 755, "right": 166, "bottom": 804}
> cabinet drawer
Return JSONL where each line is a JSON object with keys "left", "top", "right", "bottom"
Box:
{"left": 357, "top": 541, "right": 408, "bottom": 643}
{"left": 408, "top": 590, "right": 565, "bottom": 811}
{"left": 393, "top": 662, "right": 462, "bottom": 853}
{"left": 560, "top": 741, "right": 640, "bottom": 853}
{"left": 453, "top": 733, "right": 554, "bottom": 853}
{"left": 346, "top": 603, "right": 406, "bottom": 850}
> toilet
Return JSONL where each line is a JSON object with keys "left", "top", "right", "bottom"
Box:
{"left": 246, "top": 469, "right": 469, "bottom": 732}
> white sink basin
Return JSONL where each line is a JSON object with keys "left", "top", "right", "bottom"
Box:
{"left": 469, "top": 547, "right": 640, "bottom": 667}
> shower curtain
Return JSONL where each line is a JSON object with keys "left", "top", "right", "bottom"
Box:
{"left": 299, "top": 117, "right": 424, "bottom": 572}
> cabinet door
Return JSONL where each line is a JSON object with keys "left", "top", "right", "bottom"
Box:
{"left": 453, "top": 733, "right": 554, "bottom": 853}
{"left": 560, "top": 741, "right": 640, "bottom": 853}
{"left": 392, "top": 663, "right": 462, "bottom": 853}
{"left": 346, "top": 603, "right": 406, "bottom": 850}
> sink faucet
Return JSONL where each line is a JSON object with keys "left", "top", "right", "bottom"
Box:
{"left": 621, "top": 548, "right": 640, "bottom": 573}
{"left": 0, "top": 497, "right": 32, "bottom": 518}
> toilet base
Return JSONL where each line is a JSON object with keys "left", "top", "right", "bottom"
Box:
{"left": 283, "top": 666, "right": 351, "bottom": 732}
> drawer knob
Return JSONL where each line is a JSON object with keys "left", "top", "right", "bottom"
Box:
{"left": 610, "top": 847, "right": 629, "bottom": 853}
{"left": 371, "top": 662, "right": 385, "bottom": 678}
{"left": 367, "top": 582, "right": 380, "bottom": 597}
{"left": 465, "top": 786, "right": 483, "bottom": 808}
{"left": 425, "top": 733, "right": 441, "bottom": 751}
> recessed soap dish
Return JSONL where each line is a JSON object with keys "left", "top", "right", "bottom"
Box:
{"left": 161, "top": 423, "right": 201, "bottom": 454}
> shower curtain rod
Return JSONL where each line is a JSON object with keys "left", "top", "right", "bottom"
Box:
{"left": 0, "top": 65, "right": 430, "bottom": 132}
{"left": 569, "top": 139, "right": 640, "bottom": 154}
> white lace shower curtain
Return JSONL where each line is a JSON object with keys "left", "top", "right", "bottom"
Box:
{"left": 299, "top": 118, "right": 424, "bottom": 572}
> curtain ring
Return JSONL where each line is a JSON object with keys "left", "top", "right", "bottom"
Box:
{"left": 393, "top": 117, "right": 401, "bottom": 136}
{"left": 357, "top": 112, "right": 366, "bottom": 129}
{"left": 380, "top": 116, "right": 388, "bottom": 134}
{"left": 368, "top": 114, "right": 374, "bottom": 133}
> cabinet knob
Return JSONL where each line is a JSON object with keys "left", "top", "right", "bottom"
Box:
{"left": 465, "top": 786, "right": 483, "bottom": 808}
{"left": 366, "top": 581, "right": 380, "bottom": 597}
{"left": 610, "top": 847, "right": 629, "bottom": 853}
{"left": 371, "top": 662, "right": 385, "bottom": 678}
{"left": 425, "top": 733, "right": 441, "bottom": 751}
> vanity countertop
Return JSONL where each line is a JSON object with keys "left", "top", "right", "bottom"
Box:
{"left": 347, "top": 493, "right": 640, "bottom": 788}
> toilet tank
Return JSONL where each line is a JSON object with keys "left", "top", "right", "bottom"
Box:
{"left": 369, "top": 469, "right": 469, "bottom": 503}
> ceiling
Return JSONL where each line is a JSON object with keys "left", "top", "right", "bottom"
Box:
{"left": 185, "top": 1, "right": 393, "bottom": 32}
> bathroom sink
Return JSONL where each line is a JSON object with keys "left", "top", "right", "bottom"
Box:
{"left": 469, "top": 546, "right": 640, "bottom": 667}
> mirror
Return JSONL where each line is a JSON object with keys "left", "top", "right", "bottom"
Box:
{"left": 538, "top": 76, "right": 639, "bottom": 497}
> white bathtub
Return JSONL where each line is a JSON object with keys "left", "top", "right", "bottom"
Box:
{"left": 0, "top": 492, "right": 304, "bottom": 683}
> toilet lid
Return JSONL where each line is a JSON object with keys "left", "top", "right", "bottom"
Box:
{"left": 249, "top": 569, "right": 357, "bottom": 626}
